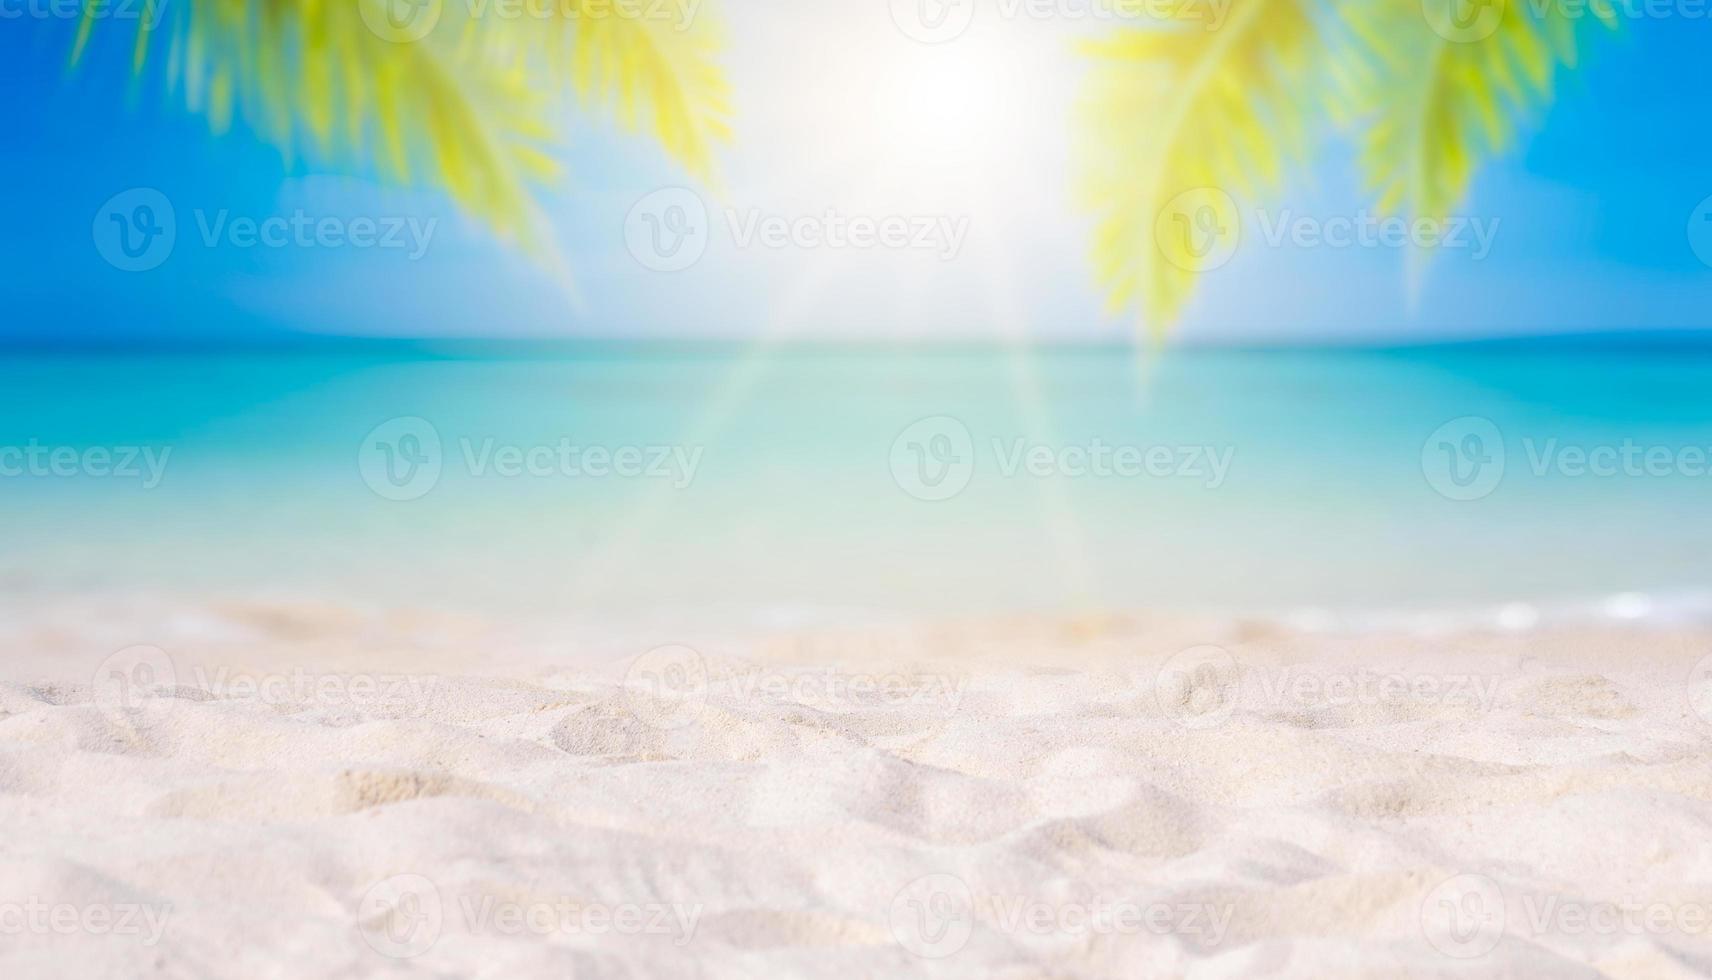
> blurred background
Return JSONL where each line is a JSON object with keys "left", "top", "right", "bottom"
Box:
{"left": 3, "top": 1, "right": 1711, "bottom": 630}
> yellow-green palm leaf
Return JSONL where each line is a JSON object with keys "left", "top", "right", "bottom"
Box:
{"left": 71, "top": 0, "right": 730, "bottom": 252}
{"left": 1342, "top": 0, "right": 1615, "bottom": 228}
{"left": 562, "top": 3, "right": 732, "bottom": 181}
{"left": 1081, "top": 0, "right": 1324, "bottom": 336}
{"left": 457, "top": 0, "right": 732, "bottom": 181}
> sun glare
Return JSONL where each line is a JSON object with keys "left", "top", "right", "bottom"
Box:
{"left": 881, "top": 44, "right": 1018, "bottom": 171}
{"left": 715, "top": 13, "right": 1081, "bottom": 340}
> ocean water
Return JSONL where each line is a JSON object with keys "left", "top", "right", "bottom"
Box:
{"left": 4, "top": 346, "right": 1712, "bottom": 629}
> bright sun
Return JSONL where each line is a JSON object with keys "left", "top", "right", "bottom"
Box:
{"left": 729, "top": 12, "right": 1074, "bottom": 211}
{"left": 879, "top": 43, "right": 1021, "bottom": 172}
{"left": 714, "top": 8, "right": 1084, "bottom": 337}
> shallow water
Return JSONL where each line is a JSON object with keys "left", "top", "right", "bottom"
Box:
{"left": 4, "top": 345, "right": 1711, "bottom": 627}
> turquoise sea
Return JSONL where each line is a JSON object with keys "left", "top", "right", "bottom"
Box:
{"left": 5, "top": 344, "right": 1712, "bottom": 629}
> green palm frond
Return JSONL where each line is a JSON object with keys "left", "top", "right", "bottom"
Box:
{"left": 1341, "top": 0, "right": 1615, "bottom": 228}
{"left": 1080, "top": 0, "right": 1326, "bottom": 336}
{"left": 563, "top": 4, "right": 732, "bottom": 181}
{"left": 1082, "top": 0, "right": 1615, "bottom": 336}
{"left": 71, "top": 0, "right": 730, "bottom": 252}
{"left": 454, "top": 0, "right": 732, "bottom": 181}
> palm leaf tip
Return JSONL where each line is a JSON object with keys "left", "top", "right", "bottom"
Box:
{"left": 69, "top": 0, "right": 733, "bottom": 260}
{"left": 1082, "top": 0, "right": 1616, "bottom": 338}
{"left": 1345, "top": 0, "right": 1617, "bottom": 233}
{"left": 569, "top": 5, "right": 733, "bottom": 180}
{"left": 1080, "top": 0, "right": 1321, "bottom": 335}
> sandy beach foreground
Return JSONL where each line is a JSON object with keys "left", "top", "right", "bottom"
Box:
{"left": 3, "top": 596, "right": 1711, "bottom": 978}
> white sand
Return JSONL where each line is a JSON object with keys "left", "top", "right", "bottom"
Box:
{"left": 4, "top": 596, "right": 1712, "bottom": 978}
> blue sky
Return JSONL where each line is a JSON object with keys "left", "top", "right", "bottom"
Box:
{"left": 2, "top": 6, "right": 1710, "bottom": 348}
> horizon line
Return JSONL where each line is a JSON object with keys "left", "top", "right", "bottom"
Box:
{"left": 8, "top": 329, "right": 1712, "bottom": 358}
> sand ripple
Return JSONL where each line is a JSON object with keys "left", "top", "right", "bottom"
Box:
{"left": 3, "top": 612, "right": 1712, "bottom": 977}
